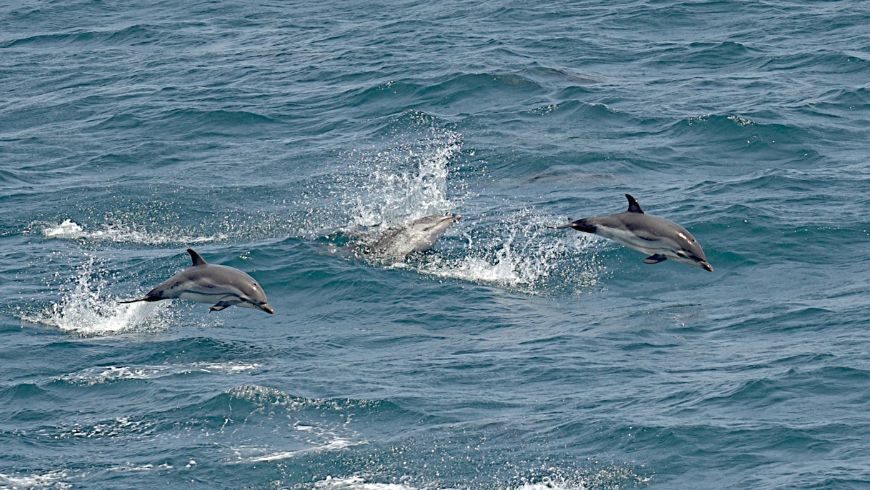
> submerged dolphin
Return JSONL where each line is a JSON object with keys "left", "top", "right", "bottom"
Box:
{"left": 119, "top": 248, "right": 275, "bottom": 313}
{"left": 364, "top": 214, "right": 461, "bottom": 260}
{"left": 557, "top": 194, "right": 713, "bottom": 272}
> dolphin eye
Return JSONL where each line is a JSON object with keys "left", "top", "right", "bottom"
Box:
{"left": 676, "top": 251, "right": 689, "bottom": 258}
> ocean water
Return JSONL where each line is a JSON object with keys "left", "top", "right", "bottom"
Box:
{"left": 1, "top": 1, "right": 869, "bottom": 488}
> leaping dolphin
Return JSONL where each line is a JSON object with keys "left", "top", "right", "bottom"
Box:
{"left": 556, "top": 194, "right": 713, "bottom": 272}
{"left": 364, "top": 214, "right": 461, "bottom": 261}
{"left": 119, "top": 248, "right": 275, "bottom": 313}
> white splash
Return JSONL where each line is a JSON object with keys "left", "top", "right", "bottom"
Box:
{"left": 314, "top": 476, "right": 413, "bottom": 490}
{"left": 0, "top": 470, "right": 72, "bottom": 489}
{"left": 19, "top": 257, "right": 172, "bottom": 336}
{"left": 414, "top": 211, "right": 604, "bottom": 293}
{"left": 245, "top": 437, "right": 359, "bottom": 463}
{"left": 349, "top": 124, "right": 462, "bottom": 229}
{"left": 38, "top": 219, "right": 225, "bottom": 245}
{"left": 41, "top": 219, "right": 84, "bottom": 238}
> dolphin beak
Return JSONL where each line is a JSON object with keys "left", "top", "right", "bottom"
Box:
{"left": 451, "top": 214, "right": 462, "bottom": 222}
{"left": 701, "top": 261, "right": 714, "bottom": 272}
{"left": 259, "top": 304, "right": 275, "bottom": 315}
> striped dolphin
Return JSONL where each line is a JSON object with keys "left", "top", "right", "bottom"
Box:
{"left": 556, "top": 194, "right": 713, "bottom": 272}
{"left": 119, "top": 248, "right": 274, "bottom": 313}
{"left": 365, "top": 214, "right": 461, "bottom": 261}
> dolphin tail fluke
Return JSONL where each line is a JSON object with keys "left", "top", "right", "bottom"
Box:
{"left": 552, "top": 219, "right": 597, "bottom": 233}
{"left": 117, "top": 297, "right": 152, "bottom": 304}
{"left": 118, "top": 290, "right": 163, "bottom": 304}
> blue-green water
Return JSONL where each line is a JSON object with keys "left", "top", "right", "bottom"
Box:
{"left": 2, "top": 1, "right": 869, "bottom": 488}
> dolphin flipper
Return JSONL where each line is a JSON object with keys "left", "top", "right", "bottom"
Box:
{"left": 209, "top": 301, "right": 232, "bottom": 312}
{"left": 643, "top": 254, "right": 667, "bottom": 264}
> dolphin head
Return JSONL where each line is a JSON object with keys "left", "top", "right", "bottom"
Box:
{"left": 406, "top": 214, "right": 461, "bottom": 253}
{"left": 366, "top": 214, "right": 461, "bottom": 260}
{"left": 416, "top": 214, "right": 461, "bottom": 232}
{"left": 670, "top": 229, "right": 713, "bottom": 272}
{"left": 235, "top": 278, "right": 275, "bottom": 314}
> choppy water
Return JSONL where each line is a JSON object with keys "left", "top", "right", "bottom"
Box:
{"left": 2, "top": 1, "right": 869, "bottom": 488}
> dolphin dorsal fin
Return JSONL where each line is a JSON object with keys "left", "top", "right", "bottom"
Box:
{"left": 187, "top": 248, "right": 207, "bottom": 266}
{"left": 625, "top": 194, "right": 644, "bottom": 214}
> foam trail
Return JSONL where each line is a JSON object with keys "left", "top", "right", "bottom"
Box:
{"left": 58, "top": 362, "right": 260, "bottom": 385}
{"left": 313, "top": 476, "right": 413, "bottom": 489}
{"left": 20, "top": 257, "right": 172, "bottom": 336}
{"left": 37, "top": 219, "right": 226, "bottom": 245}
{"left": 0, "top": 470, "right": 72, "bottom": 490}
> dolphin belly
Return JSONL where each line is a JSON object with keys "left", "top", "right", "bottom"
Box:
{"left": 177, "top": 291, "right": 241, "bottom": 305}
{"left": 593, "top": 225, "right": 667, "bottom": 256}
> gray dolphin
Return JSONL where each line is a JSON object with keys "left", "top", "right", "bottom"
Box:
{"left": 557, "top": 194, "right": 713, "bottom": 272}
{"left": 365, "top": 214, "right": 461, "bottom": 260}
{"left": 119, "top": 248, "right": 275, "bottom": 313}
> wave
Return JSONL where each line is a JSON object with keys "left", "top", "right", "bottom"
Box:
{"left": 158, "top": 108, "right": 280, "bottom": 137}
{"left": 223, "top": 384, "right": 389, "bottom": 414}
{"left": 17, "top": 256, "right": 174, "bottom": 337}
{"left": 210, "top": 385, "right": 371, "bottom": 465}
{"left": 347, "top": 72, "right": 547, "bottom": 115}
{"left": 1, "top": 24, "right": 157, "bottom": 48}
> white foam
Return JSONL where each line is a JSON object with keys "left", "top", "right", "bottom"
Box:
{"left": 58, "top": 362, "right": 260, "bottom": 385}
{"left": 0, "top": 470, "right": 71, "bottom": 489}
{"left": 107, "top": 463, "right": 172, "bottom": 473}
{"left": 41, "top": 219, "right": 83, "bottom": 239}
{"left": 308, "top": 466, "right": 650, "bottom": 490}
{"left": 246, "top": 437, "right": 357, "bottom": 462}
{"left": 19, "top": 257, "right": 172, "bottom": 337}
{"left": 314, "top": 476, "right": 413, "bottom": 490}
{"left": 512, "top": 466, "right": 652, "bottom": 490}
{"left": 38, "top": 219, "right": 225, "bottom": 245}
{"left": 52, "top": 416, "right": 154, "bottom": 440}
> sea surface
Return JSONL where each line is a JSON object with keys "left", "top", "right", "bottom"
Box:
{"left": 1, "top": 1, "right": 869, "bottom": 488}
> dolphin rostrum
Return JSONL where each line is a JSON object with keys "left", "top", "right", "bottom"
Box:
{"left": 119, "top": 248, "right": 275, "bottom": 313}
{"left": 556, "top": 194, "right": 713, "bottom": 272}
{"left": 364, "top": 214, "right": 461, "bottom": 261}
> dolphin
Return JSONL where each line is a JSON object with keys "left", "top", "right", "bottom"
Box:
{"left": 556, "top": 194, "right": 713, "bottom": 272}
{"left": 119, "top": 248, "right": 275, "bottom": 313}
{"left": 364, "top": 214, "right": 461, "bottom": 261}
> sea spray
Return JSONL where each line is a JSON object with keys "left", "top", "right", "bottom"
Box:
{"left": 19, "top": 256, "right": 172, "bottom": 336}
